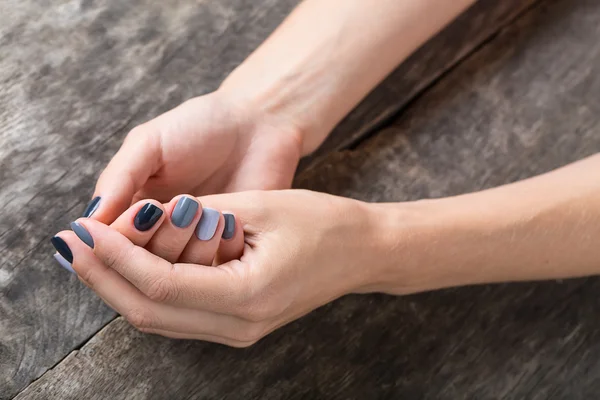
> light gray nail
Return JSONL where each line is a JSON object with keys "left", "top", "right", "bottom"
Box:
{"left": 70, "top": 221, "right": 94, "bottom": 248}
{"left": 53, "top": 253, "right": 75, "bottom": 274}
{"left": 196, "top": 208, "right": 220, "bottom": 240}
{"left": 222, "top": 213, "right": 235, "bottom": 240}
{"left": 171, "top": 197, "right": 199, "bottom": 228}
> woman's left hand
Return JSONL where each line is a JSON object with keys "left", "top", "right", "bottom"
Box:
{"left": 55, "top": 190, "right": 410, "bottom": 346}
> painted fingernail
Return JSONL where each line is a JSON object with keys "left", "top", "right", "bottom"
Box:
{"left": 51, "top": 236, "right": 73, "bottom": 263}
{"left": 196, "top": 208, "right": 220, "bottom": 240}
{"left": 53, "top": 253, "right": 75, "bottom": 274}
{"left": 171, "top": 197, "right": 199, "bottom": 228}
{"left": 82, "top": 196, "right": 101, "bottom": 218}
{"left": 222, "top": 213, "right": 235, "bottom": 240}
{"left": 70, "top": 221, "right": 94, "bottom": 248}
{"left": 134, "top": 203, "right": 163, "bottom": 231}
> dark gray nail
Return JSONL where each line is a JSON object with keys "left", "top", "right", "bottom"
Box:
{"left": 70, "top": 221, "right": 94, "bottom": 248}
{"left": 171, "top": 197, "right": 199, "bottom": 228}
{"left": 51, "top": 236, "right": 73, "bottom": 263}
{"left": 53, "top": 253, "right": 75, "bottom": 274}
{"left": 196, "top": 208, "right": 220, "bottom": 240}
{"left": 222, "top": 213, "right": 235, "bottom": 240}
{"left": 134, "top": 203, "right": 163, "bottom": 231}
{"left": 82, "top": 196, "right": 101, "bottom": 218}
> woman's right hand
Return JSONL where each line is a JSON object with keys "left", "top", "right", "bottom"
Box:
{"left": 85, "top": 90, "right": 303, "bottom": 224}
{"left": 57, "top": 190, "right": 413, "bottom": 346}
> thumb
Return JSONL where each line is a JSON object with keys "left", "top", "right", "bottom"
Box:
{"left": 83, "top": 124, "right": 162, "bottom": 224}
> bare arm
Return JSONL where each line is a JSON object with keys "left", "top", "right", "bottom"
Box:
{"left": 220, "top": 0, "right": 476, "bottom": 154}
{"left": 375, "top": 154, "right": 600, "bottom": 295}
{"left": 89, "top": 0, "right": 475, "bottom": 221}
{"left": 62, "top": 155, "right": 600, "bottom": 344}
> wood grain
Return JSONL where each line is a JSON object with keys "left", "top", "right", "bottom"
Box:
{"left": 0, "top": 0, "right": 537, "bottom": 398}
{"left": 13, "top": 0, "right": 600, "bottom": 398}
{"left": 299, "top": 0, "right": 540, "bottom": 170}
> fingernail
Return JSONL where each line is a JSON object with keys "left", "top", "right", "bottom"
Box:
{"left": 171, "top": 197, "right": 199, "bottom": 228}
{"left": 51, "top": 236, "right": 73, "bottom": 263}
{"left": 196, "top": 208, "right": 220, "bottom": 240}
{"left": 134, "top": 203, "right": 163, "bottom": 231}
{"left": 82, "top": 196, "right": 101, "bottom": 218}
{"left": 53, "top": 253, "right": 75, "bottom": 274}
{"left": 70, "top": 221, "right": 94, "bottom": 248}
{"left": 222, "top": 213, "right": 235, "bottom": 240}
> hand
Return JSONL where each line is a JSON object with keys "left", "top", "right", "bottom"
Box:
{"left": 85, "top": 91, "right": 302, "bottom": 224}
{"left": 55, "top": 190, "right": 396, "bottom": 347}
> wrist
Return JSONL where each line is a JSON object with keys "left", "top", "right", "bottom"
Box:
{"left": 212, "top": 87, "right": 304, "bottom": 164}
{"left": 219, "top": 65, "right": 333, "bottom": 156}
{"left": 359, "top": 198, "right": 479, "bottom": 295}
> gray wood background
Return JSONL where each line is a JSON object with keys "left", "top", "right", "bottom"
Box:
{"left": 3, "top": 0, "right": 600, "bottom": 398}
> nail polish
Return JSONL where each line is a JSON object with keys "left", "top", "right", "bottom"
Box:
{"left": 222, "top": 213, "right": 235, "bottom": 240}
{"left": 171, "top": 197, "right": 199, "bottom": 228}
{"left": 51, "top": 236, "right": 73, "bottom": 263}
{"left": 70, "top": 221, "right": 94, "bottom": 248}
{"left": 196, "top": 208, "right": 220, "bottom": 240}
{"left": 82, "top": 196, "right": 101, "bottom": 218}
{"left": 134, "top": 203, "right": 163, "bottom": 231}
{"left": 53, "top": 253, "right": 75, "bottom": 274}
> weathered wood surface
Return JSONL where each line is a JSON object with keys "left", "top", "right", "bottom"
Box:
{"left": 301, "top": 0, "right": 540, "bottom": 169}
{"left": 10, "top": 0, "right": 600, "bottom": 398}
{"left": 0, "top": 0, "right": 537, "bottom": 398}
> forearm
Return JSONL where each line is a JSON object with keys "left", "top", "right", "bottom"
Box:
{"left": 220, "top": 0, "right": 475, "bottom": 155}
{"left": 373, "top": 154, "right": 600, "bottom": 294}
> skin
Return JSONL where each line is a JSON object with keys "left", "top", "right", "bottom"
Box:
{"left": 88, "top": 0, "right": 475, "bottom": 223}
{"left": 56, "top": 154, "right": 600, "bottom": 346}
{"left": 53, "top": 0, "right": 600, "bottom": 345}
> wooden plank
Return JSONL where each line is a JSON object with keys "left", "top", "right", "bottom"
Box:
{"left": 299, "top": 0, "right": 540, "bottom": 170}
{"left": 14, "top": 0, "right": 600, "bottom": 398}
{"left": 0, "top": 0, "right": 539, "bottom": 398}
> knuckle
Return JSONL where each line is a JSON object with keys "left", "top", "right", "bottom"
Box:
{"left": 229, "top": 269, "right": 278, "bottom": 322}
{"left": 148, "top": 240, "right": 179, "bottom": 259}
{"left": 102, "top": 244, "right": 133, "bottom": 273}
{"left": 239, "top": 191, "right": 270, "bottom": 223}
{"left": 237, "top": 298, "right": 277, "bottom": 322}
{"left": 145, "top": 274, "right": 176, "bottom": 303}
{"left": 126, "top": 125, "right": 147, "bottom": 142}
{"left": 244, "top": 190, "right": 267, "bottom": 207}
{"left": 231, "top": 322, "right": 266, "bottom": 344}
{"left": 77, "top": 268, "right": 96, "bottom": 289}
{"left": 125, "top": 307, "right": 156, "bottom": 330}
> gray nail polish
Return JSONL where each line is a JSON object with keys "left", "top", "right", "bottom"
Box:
{"left": 222, "top": 213, "right": 235, "bottom": 240}
{"left": 196, "top": 208, "right": 220, "bottom": 241}
{"left": 171, "top": 197, "right": 199, "bottom": 228}
{"left": 53, "top": 253, "right": 75, "bottom": 274}
{"left": 70, "top": 221, "right": 94, "bottom": 248}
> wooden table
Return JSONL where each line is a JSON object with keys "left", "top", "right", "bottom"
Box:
{"left": 2, "top": 0, "right": 600, "bottom": 398}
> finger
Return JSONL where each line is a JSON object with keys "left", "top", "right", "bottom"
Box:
{"left": 216, "top": 212, "right": 245, "bottom": 264}
{"left": 103, "top": 200, "right": 166, "bottom": 247}
{"left": 70, "top": 219, "right": 249, "bottom": 313}
{"left": 52, "top": 230, "right": 261, "bottom": 343}
{"left": 145, "top": 195, "right": 201, "bottom": 263}
{"left": 199, "top": 190, "right": 271, "bottom": 235}
{"left": 179, "top": 208, "right": 225, "bottom": 265}
{"left": 145, "top": 328, "right": 259, "bottom": 347}
{"left": 84, "top": 123, "right": 162, "bottom": 224}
